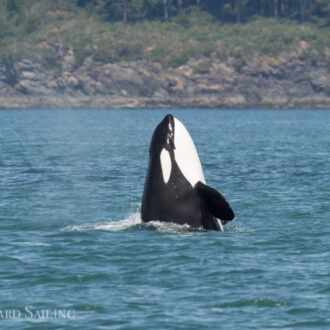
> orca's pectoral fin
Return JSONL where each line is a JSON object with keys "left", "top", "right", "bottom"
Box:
{"left": 195, "top": 181, "right": 235, "bottom": 224}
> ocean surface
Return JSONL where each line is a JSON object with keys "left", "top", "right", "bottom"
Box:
{"left": 0, "top": 109, "right": 329, "bottom": 329}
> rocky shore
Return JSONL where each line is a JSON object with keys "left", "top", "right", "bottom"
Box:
{"left": 0, "top": 46, "right": 329, "bottom": 109}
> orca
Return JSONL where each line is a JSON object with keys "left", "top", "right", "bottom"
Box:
{"left": 141, "top": 114, "right": 234, "bottom": 231}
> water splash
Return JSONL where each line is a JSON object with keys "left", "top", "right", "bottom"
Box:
{"left": 143, "top": 220, "right": 201, "bottom": 233}
{"left": 63, "top": 213, "right": 142, "bottom": 232}
{"left": 62, "top": 213, "right": 204, "bottom": 234}
{"left": 62, "top": 213, "right": 251, "bottom": 234}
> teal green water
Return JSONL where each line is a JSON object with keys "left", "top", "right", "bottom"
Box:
{"left": 0, "top": 109, "right": 329, "bottom": 329}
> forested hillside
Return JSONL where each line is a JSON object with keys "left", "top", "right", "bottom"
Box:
{"left": 0, "top": 0, "right": 329, "bottom": 109}
{"left": 2, "top": 0, "right": 330, "bottom": 25}
{"left": 1, "top": 0, "right": 329, "bottom": 65}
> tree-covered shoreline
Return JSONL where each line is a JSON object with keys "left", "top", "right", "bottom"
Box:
{"left": 5, "top": 0, "right": 327, "bottom": 25}
{"left": 0, "top": 0, "right": 329, "bottom": 68}
{"left": 86, "top": 0, "right": 330, "bottom": 25}
{"left": 0, "top": 1, "right": 329, "bottom": 109}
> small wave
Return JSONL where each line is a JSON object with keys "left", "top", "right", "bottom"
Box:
{"left": 216, "top": 298, "right": 291, "bottom": 308}
{"left": 226, "top": 226, "right": 254, "bottom": 233}
{"left": 0, "top": 255, "right": 26, "bottom": 262}
{"left": 10, "top": 241, "right": 51, "bottom": 247}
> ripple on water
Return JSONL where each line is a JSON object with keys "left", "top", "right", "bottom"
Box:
{"left": 215, "top": 298, "right": 292, "bottom": 308}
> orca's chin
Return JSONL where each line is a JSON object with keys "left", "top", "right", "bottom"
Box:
{"left": 162, "top": 114, "right": 175, "bottom": 151}
{"left": 150, "top": 114, "right": 175, "bottom": 154}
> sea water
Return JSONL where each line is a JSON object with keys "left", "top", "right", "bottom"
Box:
{"left": 0, "top": 109, "right": 329, "bottom": 329}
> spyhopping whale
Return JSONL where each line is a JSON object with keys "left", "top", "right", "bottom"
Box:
{"left": 141, "top": 114, "right": 234, "bottom": 231}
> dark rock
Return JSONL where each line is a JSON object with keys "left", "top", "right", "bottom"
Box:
{"left": 2, "top": 57, "right": 20, "bottom": 87}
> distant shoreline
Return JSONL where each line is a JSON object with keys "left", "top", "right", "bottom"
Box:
{"left": 1, "top": 4, "right": 329, "bottom": 110}
{"left": 1, "top": 56, "right": 329, "bottom": 110}
{"left": 1, "top": 107, "right": 330, "bottom": 111}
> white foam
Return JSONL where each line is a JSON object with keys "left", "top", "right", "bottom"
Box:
{"left": 143, "top": 220, "right": 200, "bottom": 233}
{"left": 63, "top": 213, "right": 141, "bottom": 232}
{"left": 62, "top": 213, "right": 205, "bottom": 234}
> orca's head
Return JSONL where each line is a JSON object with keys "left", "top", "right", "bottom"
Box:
{"left": 149, "top": 114, "right": 205, "bottom": 186}
{"left": 149, "top": 114, "right": 175, "bottom": 155}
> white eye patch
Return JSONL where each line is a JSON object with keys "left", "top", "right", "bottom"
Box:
{"left": 160, "top": 148, "right": 172, "bottom": 184}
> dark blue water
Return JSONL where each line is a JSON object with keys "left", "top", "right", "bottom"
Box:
{"left": 0, "top": 109, "right": 329, "bottom": 329}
